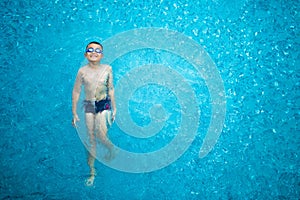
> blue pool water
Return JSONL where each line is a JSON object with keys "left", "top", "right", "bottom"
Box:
{"left": 1, "top": 0, "right": 299, "bottom": 199}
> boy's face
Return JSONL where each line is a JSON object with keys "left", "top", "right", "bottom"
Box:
{"left": 84, "top": 43, "right": 103, "bottom": 63}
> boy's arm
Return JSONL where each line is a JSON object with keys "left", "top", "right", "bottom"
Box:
{"left": 109, "top": 88, "right": 116, "bottom": 116}
{"left": 108, "top": 66, "right": 117, "bottom": 118}
{"left": 72, "top": 91, "right": 80, "bottom": 119}
{"left": 72, "top": 69, "right": 82, "bottom": 125}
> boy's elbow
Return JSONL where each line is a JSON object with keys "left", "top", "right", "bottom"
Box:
{"left": 72, "top": 90, "right": 80, "bottom": 99}
{"left": 109, "top": 89, "right": 115, "bottom": 96}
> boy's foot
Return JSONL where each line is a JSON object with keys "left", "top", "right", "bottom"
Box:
{"left": 85, "top": 175, "right": 95, "bottom": 187}
{"left": 85, "top": 167, "right": 96, "bottom": 187}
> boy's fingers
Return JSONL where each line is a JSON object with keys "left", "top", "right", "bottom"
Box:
{"left": 72, "top": 119, "right": 77, "bottom": 127}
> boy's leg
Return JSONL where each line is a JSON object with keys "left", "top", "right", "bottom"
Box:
{"left": 95, "top": 110, "right": 114, "bottom": 159}
{"left": 85, "top": 113, "right": 96, "bottom": 185}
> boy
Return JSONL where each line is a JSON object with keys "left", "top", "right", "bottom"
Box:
{"left": 72, "top": 41, "right": 117, "bottom": 186}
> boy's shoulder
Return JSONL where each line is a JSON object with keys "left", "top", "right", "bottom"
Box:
{"left": 101, "top": 64, "right": 113, "bottom": 71}
{"left": 101, "top": 64, "right": 112, "bottom": 68}
{"left": 75, "top": 65, "right": 89, "bottom": 76}
{"left": 78, "top": 65, "right": 87, "bottom": 70}
{"left": 78, "top": 65, "right": 90, "bottom": 72}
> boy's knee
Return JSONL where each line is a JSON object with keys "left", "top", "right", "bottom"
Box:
{"left": 99, "top": 134, "right": 106, "bottom": 141}
{"left": 98, "top": 133, "right": 108, "bottom": 142}
{"left": 87, "top": 127, "right": 94, "bottom": 134}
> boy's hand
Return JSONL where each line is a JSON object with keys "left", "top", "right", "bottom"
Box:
{"left": 72, "top": 114, "right": 80, "bottom": 127}
{"left": 112, "top": 110, "right": 117, "bottom": 122}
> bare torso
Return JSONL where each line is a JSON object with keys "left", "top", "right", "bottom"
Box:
{"left": 73, "top": 64, "right": 113, "bottom": 101}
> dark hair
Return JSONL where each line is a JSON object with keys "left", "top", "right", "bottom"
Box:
{"left": 85, "top": 41, "right": 103, "bottom": 50}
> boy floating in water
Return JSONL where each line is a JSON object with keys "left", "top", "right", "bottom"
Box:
{"left": 72, "top": 41, "right": 117, "bottom": 186}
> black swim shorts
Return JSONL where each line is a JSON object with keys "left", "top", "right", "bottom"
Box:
{"left": 84, "top": 99, "right": 111, "bottom": 114}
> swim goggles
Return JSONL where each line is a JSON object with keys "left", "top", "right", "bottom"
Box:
{"left": 86, "top": 47, "right": 103, "bottom": 54}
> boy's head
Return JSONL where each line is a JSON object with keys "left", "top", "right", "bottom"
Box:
{"left": 85, "top": 41, "right": 103, "bottom": 51}
{"left": 85, "top": 41, "right": 104, "bottom": 63}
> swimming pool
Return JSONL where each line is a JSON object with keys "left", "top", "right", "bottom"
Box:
{"left": 1, "top": 0, "right": 299, "bottom": 199}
